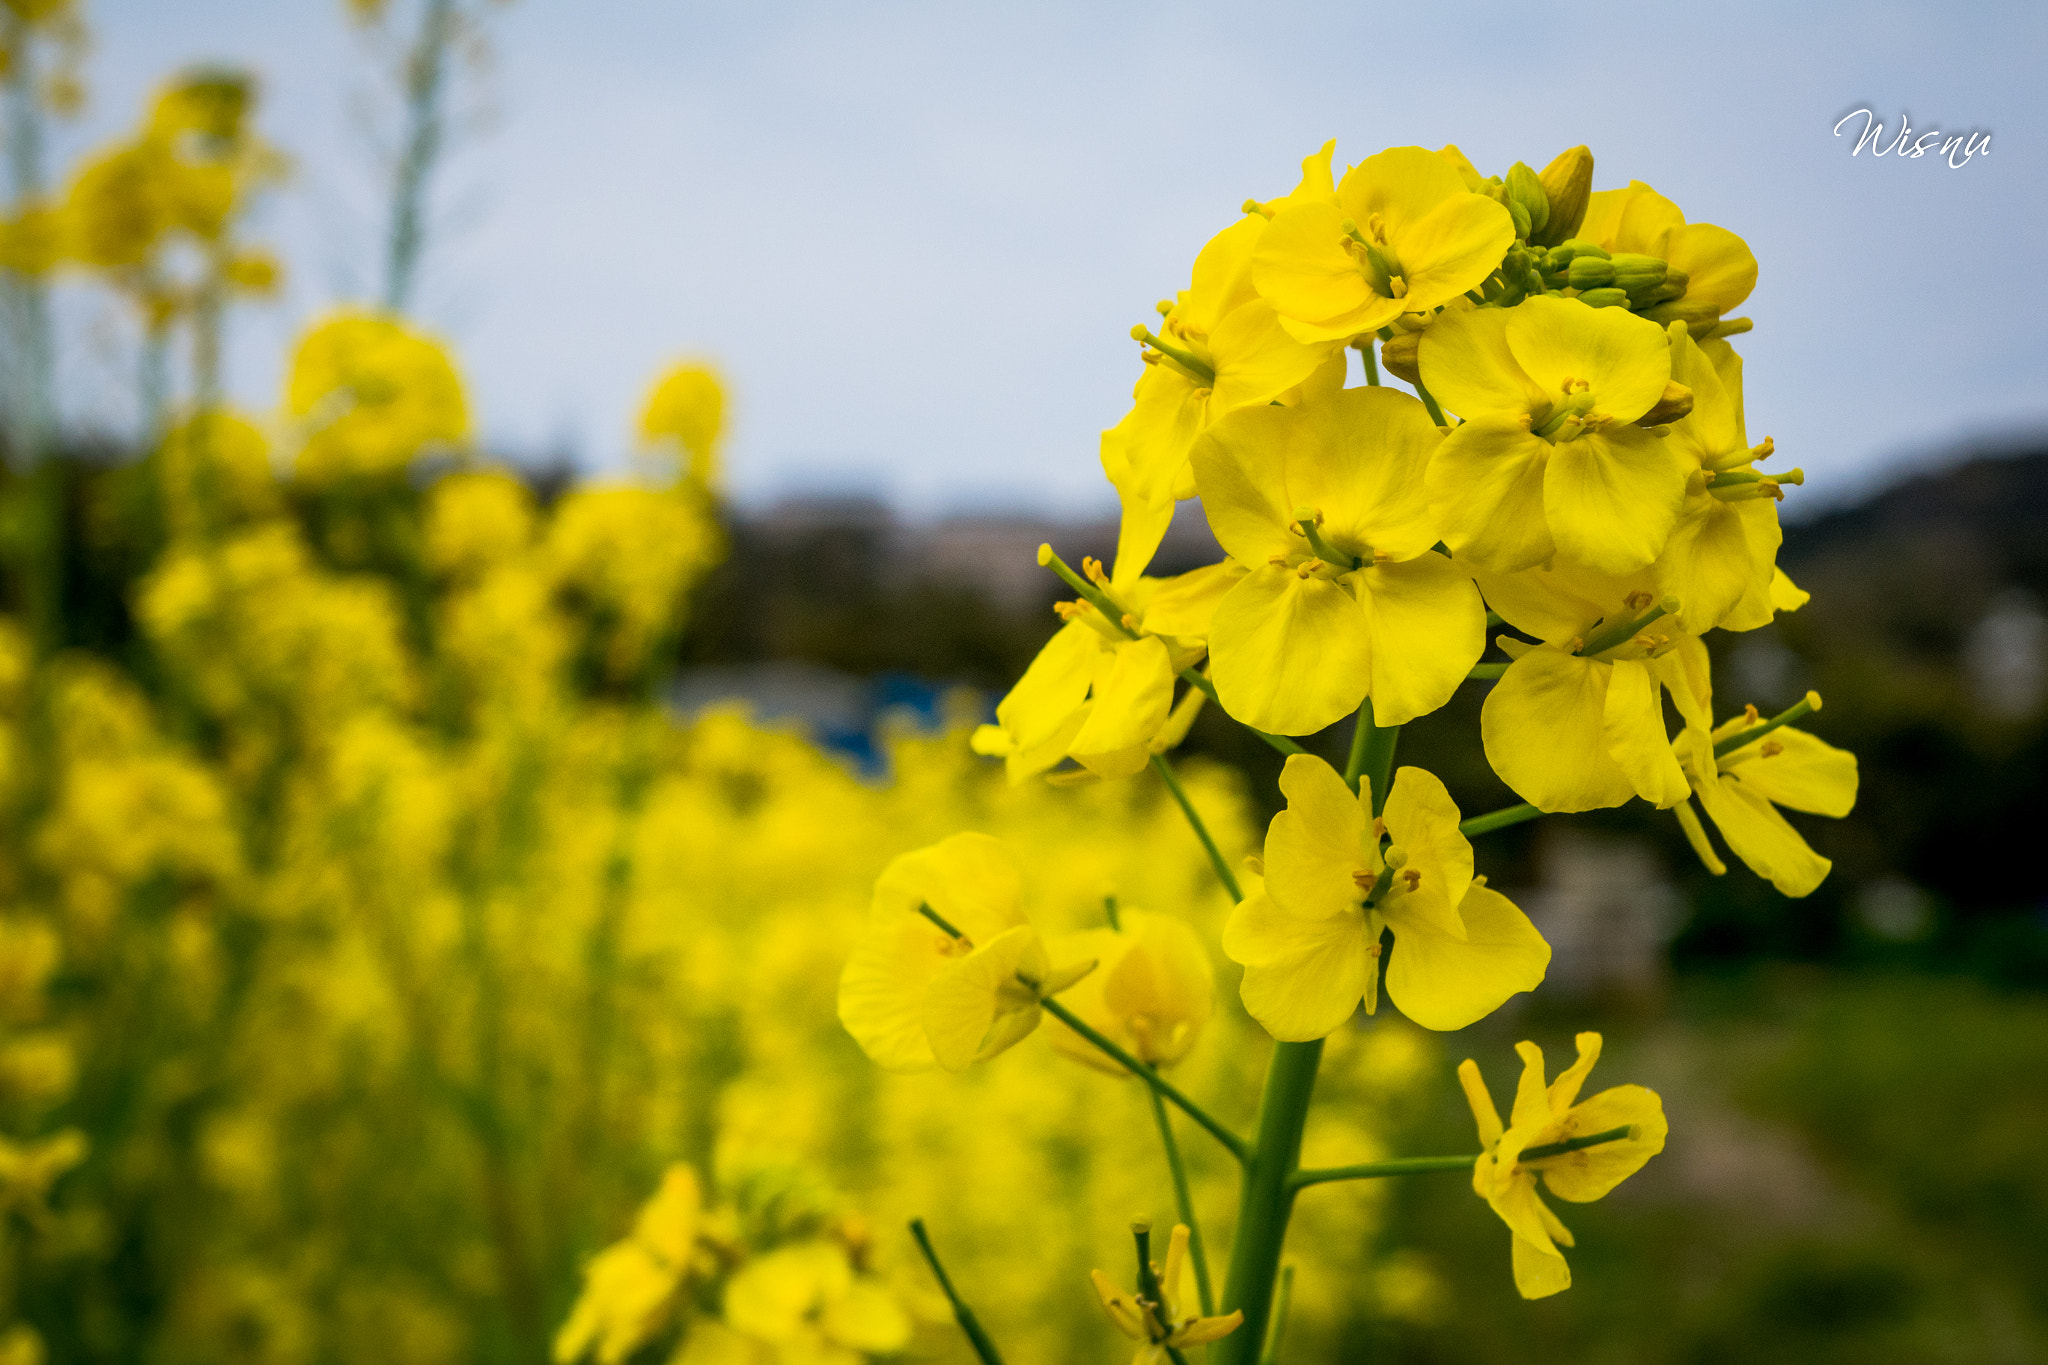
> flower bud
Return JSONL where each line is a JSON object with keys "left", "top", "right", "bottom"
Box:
{"left": 1378, "top": 331, "right": 1421, "bottom": 385}
{"left": 1575, "top": 288, "right": 1630, "bottom": 309}
{"left": 1566, "top": 256, "right": 1616, "bottom": 289}
{"left": 1634, "top": 381, "right": 1694, "bottom": 426}
{"left": 1608, "top": 252, "right": 1667, "bottom": 290}
{"left": 1505, "top": 162, "right": 1550, "bottom": 239}
{"left": 1532, "top": 145, "right": 1593, "bottom": 247}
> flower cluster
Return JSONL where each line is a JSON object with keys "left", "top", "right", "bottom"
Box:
{"left": 843, "top": 138, "right": 1861, "bottom": 1342}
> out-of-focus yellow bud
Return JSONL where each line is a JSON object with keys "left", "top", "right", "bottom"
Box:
{"left": 1378, "top": 329, "right": 1422, "bottom": 384}
{"left": 1045, "top": 908, "right": 1214, "bottom": 1073}
{"left": 636, "top": 362, "right": 725, "bottom": 488}
{"left": 1532, "top": 145, "right": 1593, "bottom": 247}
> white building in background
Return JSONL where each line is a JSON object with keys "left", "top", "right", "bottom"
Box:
{"left": 1964, "top": 588, "right": 2048, "bottom": 722}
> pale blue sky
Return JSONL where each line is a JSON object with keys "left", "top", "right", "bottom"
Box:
{"left": 61, "top": 0, "right": 2048, "bottom": 515}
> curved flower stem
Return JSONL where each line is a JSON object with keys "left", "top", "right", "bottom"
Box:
{"left": 1458, "top": 802, "right": 1541, "bottom": 838}
{"left": 1413, "top": 378, "right": 1448, "bottom": 427}
{"left": 1149, "top": 1087, "right": 1215, "bottom": 1315}
{"left": 909, "top": 1218, "right": 1008, "bottom": 1365}
{"left": 1713, "top": 691, "right": 1822, "bottom": 758}
{"left": 1151, "top": 754, "right": 1242, "bottom": 902}
{"left": 1041, "top": 996, "right": 1249, "bottom": 1162}
{"left": 1216, "top": 1039, "right": 1322, "bottom": 1365}
{"left": 1465, "top": 662, "right": 1508, "bottom": 680}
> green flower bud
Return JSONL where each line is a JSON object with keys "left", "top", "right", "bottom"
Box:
{"left": 1608, "top": 253, "right": 1667, "bottom": 289}
{"left": 1379, "top": 330, "right": 1421, "bottom": 385}
{"left": 1566, "top": 256, "right": 1616, "bottom": 289}
{"left": 1505, "top": 196, "right": 1531, "bottom": 241}
{"left": 1505, "top": 161, "right": 1550, "bottom": 238}
{"left": 1575, "top": 287, "right": 1631, "bottom": 309}
{"left": 1532, "top": 145, "right": 1593, "bottom": 247}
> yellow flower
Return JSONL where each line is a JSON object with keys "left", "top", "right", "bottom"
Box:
{"left": 1091, "top": 1224, "right": 1242, "bottom": 1365}
{"left": 1252, "top": 145, "right": 1516, "bottom": 344}
{"left": 1104, "top": 143, "right": 1347, "bottom": 570}
{"left": 554, "top": 1165, "right": 704, "bottom": 1365}
{"left": 1222, "top": 756, "right": 1547, "bottom": 1037}
{"left": 837, "top": 834, "right": 1090, "bottom": 1073}
{"left": 286, "top": 310, "right": 468, "bottom": 481}
{"left": 970, "top": 549, "right": 1228, "bottom": 784}
{"left": 1421, "top": 297, "right": 1692, "bottom": 575}
{"left": 1663, "top": 644, "right": 1859, "bottom": 896}
{"left": 1459, "top": 1033, "right": 1666, "bottom": 1299}
{"left": 1649, "top": 324, "right": 1789, "bottom": 635}
{"left": 1044, "top": 909, "right": 1214, "bottom": 1074}
{"left": 1473, "top": 557, "right": 1694, "bottom": 813}
{"left": 1578, "top": 180, "right": 1756, "bottom": 335}
{"left": 638, "top": 361, "right": 726, "bottom": 487}
{"left": 715, "top": 1239, "right": 911, "bottom": 1365}
{"left": 1190, "top": 386, "right": 1484, "bottom": 735}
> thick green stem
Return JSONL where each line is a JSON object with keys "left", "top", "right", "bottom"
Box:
{"left": 1216, "top": 1038, "right": 1322, "bottom": 1365}
{"left": 1176, "top": 669, "right": 1306, "bottom": 757}
{"left": 1343, "top": 698, "right": 1400, "bottom": 803}
{"left": 1258, "top": 1265, "right": 1294, "bottom": 1365}
{"left": 1149, "top": 1087, "right": 1214, "bottom": 1315}
{"left": 1151, "top": 753, "right": 1241, "bottom": 901}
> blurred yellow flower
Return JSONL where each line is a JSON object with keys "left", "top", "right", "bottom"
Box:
{"left": 1091, "top": 1224, "right": 1241, "bottom": 1365}
{"left": 287, "top": 310, "right": 468, "bottom": 481}
{"left": 638, "top": 361, "right": 726, "bottom": 488}
{"left": 1045, "top": 908, "right": 1213, "bottom": 1073}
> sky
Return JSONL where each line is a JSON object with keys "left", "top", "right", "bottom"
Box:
{"left": 55, "top": 0, "right": 2048, "bottom": 518}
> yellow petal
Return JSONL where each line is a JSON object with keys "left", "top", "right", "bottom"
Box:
{"left": 1469, "top": 558, "right": 1643, "bottom": 645}
{"left": 871, "top": 833, "right": 1026, "bottom": 941}
{"left": 1237, "top": 909, "right": 1375, "bottom": 1041}
{"left": 993, "top": 621, "right": 1102, "bottom": 757}
{"left": 1102, "top": 364, "right": 1206, "bottom": 512}
{"left": 1511, "top": 1230, "right": 1572, "bottom": 1300}
{"left": 1181, "top": 214, "right": 1266, "bottom": 334}
{"left": 1603, "top": 658, "right": 1687, "bottom": 808}
{"left": 1654, "top": 491, "right": 1773, "bottom": 635}
{"left": 1457, "top": 1057, "right": 1504, "bottom": 1148}
{"left": 824, "top": 1282, "right": 913, "bottom": 1353}
{"left": 1535, "top": 1083, "right": 1668, "bottom": 1203}
{"left": 1336, "top": 146, "right": 1470, "bottom": 235}
{"left": 1355, "top": 552, "right": 1485, "bottom": 726}
{"left": 1172, "top": 1311, "right": 1244, "bottom": 1347}
{"left": 1091, "top": 1268, "right": 1148, "bottom": 1340}
{"left": 1141, "top": 560, "right": 1244, "bottom": 638}
{"left": 1070, "top": 636, "right": 1176, "bottom": 780}
{"left": 1769, "top": 566, "right": 1810, "bottom": 613}
{"left": 1543, "top": 426, "right": 1690, "bottom": 575}
{"left": 1250, "top": 199, "right": 1391, "bottom": 340}
{"left": 1101, "top": 912, "right": 1214, "bottom": 1066}
{"left": 1545, "top": 1032, "right": 1603, "bottom": 1113}
{"left": 1720, "top": 727, "right": 1858, "bottom": 817}
{"left": 1265, "top": 753, "right": 1370, "bottom": 921}
{"left": 1426, "top": 415, "right": 1555, "bottom": 574}
{"left": 1208, "top": 298, "right": 1341, "bottom": 412}
{"left": 1208, "top": 568, "right": 1372, "bottom": 736}
{"left": 1482, "top": 647, "right": 1636, "bottom": 812}
{"left": 1221, "top": 889, "right": 1304, "bottom": 969}
{"left": 1380, "top": 764, "right": 1473, "bottom": 941}
{"left": 1504, "top": 296, "right": 1671, "bottom": 425}
{"left": 1418, "top": 305, "right": 1551, "bottom": 422}
{"left": 838, "top": 915, "right": 954, "bottom": 1072}
{"left": 923, "top": 924, "right": 1046, "bottom": 1072}
{"left": 1695, "top": 769, "right": 1832, "bottom": 897}
{"left": 1391, "top": 191, "right": 1518, "bottom": 314}
{"left": 1661, "top": 221, "right": 1757, "bottom": 316}
{"left": 1383, "top": 884, "right": 1548, "bottom": 1030}
{"left": 1509, "top": 1040, "right": 1553, "bottom": 1131}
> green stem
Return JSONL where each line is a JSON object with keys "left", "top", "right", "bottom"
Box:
{"left": 1258, "top": 1265, "right": 1294, "bottom": 1365}
{"left": 1465, "top": 662, "right": 1508, "bottom": 680}
{"left": 1149, "top": 1087, "right": 1214, "bottom": 1315}
{"left": 1343, "top": 698, "right": 1400, "bottom": 804}
{"left": 1459, "top": 802, "right": 1540, "bottom": 838}
{"left": 909, "top": 1219, "right": 1007, "bottom": 1365}
{"left": 1151, "top": 753, "right": 1241, "bottom": 901}
{"left": 1216, "top": 1039, "right": 1322, "bottom": 1365}
{"left": 384, "top": 0, "right": 456, "bottom": 313}
{"left": 1290, "top": 1155, "right": 1476, "bottom": 1189}
{"left": 1358, "top": 341, "right": 1381, "bottom": 387}
{"left": 1713, "top": 691, "right": 1822, "bottom": 758}
{"left": 1042, "top": 996, "right": 1248, "bottom": 1161}
{"left": 1413, "top": 379, "right": 1447, "bottom": 428}
{"left": 1576, "top": 597, "right": 1675, "bottom": 658}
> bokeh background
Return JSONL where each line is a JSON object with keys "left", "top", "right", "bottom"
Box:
{"left": 0, "top": 1, "right": 2041, "bottom": 1363}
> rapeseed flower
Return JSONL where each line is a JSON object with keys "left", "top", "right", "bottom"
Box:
{"left": 555, "top": 1166, "right": 707, "bottom": 1365}
{"left": 1459, "top": 1033, "right": 1666, "bottom": 1299}
{"left": 1422, "top": 297, "right": 1691, "bottom": 575}
{"left": 1091, "top": 1224, "right": 1242, "bottom": 1365}
{"left": 1191, "top": 386, "right": 1484, "bottom": 735}
{"left": 1045, "top": 909, "right": 1214, "bottom": 1073}
{"left": 1252, "top": 145, "right": 1516, "bottom": 343}
{"left": 1223, "top": 756, "right": 1547, "bottom": 1037}
{"left": 838, "top": 833, "right": 1090, "bottom": 1073}
{"left": 1579, "top": 180, "right": 1756, "bottom": 336}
